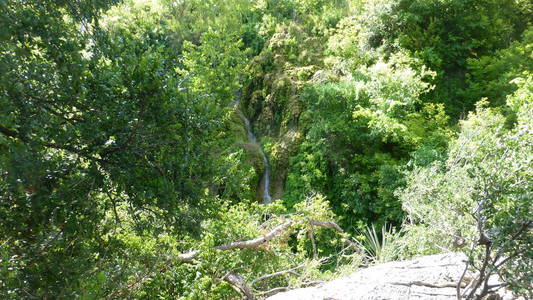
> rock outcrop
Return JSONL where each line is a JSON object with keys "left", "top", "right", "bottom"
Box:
{"left": 268, "top": 253, "right": 518, "bottom": 300}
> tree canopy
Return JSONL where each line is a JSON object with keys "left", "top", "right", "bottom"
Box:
{"left": 1, "top": 0, "right": 531, "bottom": 298}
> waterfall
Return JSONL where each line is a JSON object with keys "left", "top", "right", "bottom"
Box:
{"left": 232, "top": 90, "right": 273, "bottom": 204}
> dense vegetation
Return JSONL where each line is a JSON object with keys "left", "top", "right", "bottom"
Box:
{"left": 0, "top": 0, "right": 531, "bottom": 299}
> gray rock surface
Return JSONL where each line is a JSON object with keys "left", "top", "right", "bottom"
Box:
{"left": 267, "top": 253, "right": 516, "bottom": 300}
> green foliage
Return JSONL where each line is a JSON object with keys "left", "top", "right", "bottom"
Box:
{"left": 79, "top": 195, "right": 347, "bottom": 299}
{"left": 284, "top": 57, "right": 449, "bottom": 232}
{"left": 1, "top": 0, "right": 531, "bottom": 298}
{"left": 467, "top": 27, "right": 533, "bottom": 108}
{"left": 0, "top": 0, "right": 232, "bottom": 297}
{"left": 397, "top": 78, "right": 533, "bottom": 297}
{"left": 353, "top": 223, "right": 399, "bottom": 264}
{"left": 180, "top": 29, "right": 249, "bottom": 102}
{"left": 354, "top": 0, "right": 532, "bottom": 117}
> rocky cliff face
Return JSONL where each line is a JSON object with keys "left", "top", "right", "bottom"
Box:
{"left": 267, "top": 253, "right": 521, "bottom": 300}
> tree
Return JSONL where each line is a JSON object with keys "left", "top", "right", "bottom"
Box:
{"left": 284, "top": 54, "right": 450, "bottom": 231}
{"left": 0, "top": 0, "right": 224, "bottom": 296}
{"left": 353, "top": 0, "right": 532, "bottom": 117}
{"left": 399, "top": 78, "right": 532, "bottom": 298}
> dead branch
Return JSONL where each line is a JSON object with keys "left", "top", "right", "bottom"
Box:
{"left": 308, "top": 218, "right": 361, "bottom": 251}
{"left": 257, "top": 286, "right": 290, "bottom": 296}
{"left": 178, "top": 218, "right": 351, "bottom": 263}
{"left": 308, "top": 219, "right": 344, "bottom": 233}
{"left": 309, "top": 221, "right": 318, "bottom": 259}
{"left": 178, "top": 221, "right": 295, "bottom": 263}
{"left": 300, "top": 280, "right": 325, "bottom": 287}
{"left": 391, "top": 280, "right": 468, "bottom": 289}
{"left": 178, "top": 250, "right": 200, "bottom": 263}
{"left": 393, "top": 263, "right": 459, "bottom": 269}
{"left": 216, "top": 221, "right": 295, "bottom": 251}
{"left": 256, "top": 280, "right": 325, "bottom": 297}
{"left": 412, "top": 291, "right": 457, "bottom": 297}
{"left": 223, "top": 272, "right": 254, "bottom": 300}
{"left": 251, "top": 264, "right": 305, "bottom": 289}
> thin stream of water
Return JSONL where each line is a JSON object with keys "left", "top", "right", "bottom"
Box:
{"left": 231, "top": 92, "right": 272, "bottom": 204}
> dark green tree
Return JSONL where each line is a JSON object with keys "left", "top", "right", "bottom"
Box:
{"left": 0, "top": 1, "right": 225, "bottom": 297}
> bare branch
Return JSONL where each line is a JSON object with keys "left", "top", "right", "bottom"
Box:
{"left": 178, "top": 221, "right": 295, "bottom": 263}
{"left": 309, "top": 222, "right": 317, "bottom": 259}
{"left": 301, "top": 280, "right": 325, "bottom": 287}
{"left": 391, "top": 280, "right": 468, "bottom": 288}
{"left": 251, "top": 264, "right": 305, "bottom": 289}
{"left": 216, "top": 221, "right": 295, "bottom": 251}
{"left": 178, "top": 250, "right": 200, "bottom": 263}
{"left": 308, "top": 219, "right": 344, "bottom": 233}
{"left": 308, "top": 218, "right": 360, "bottom": 249}
{"left": 223, "top": 272, "right": 254, "bottom": 300}
{"left": 178, "top": 218, "right": 353, "bottom": 263}
{"left": 257, "top": 286, "right": 289, "bottom": 296}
